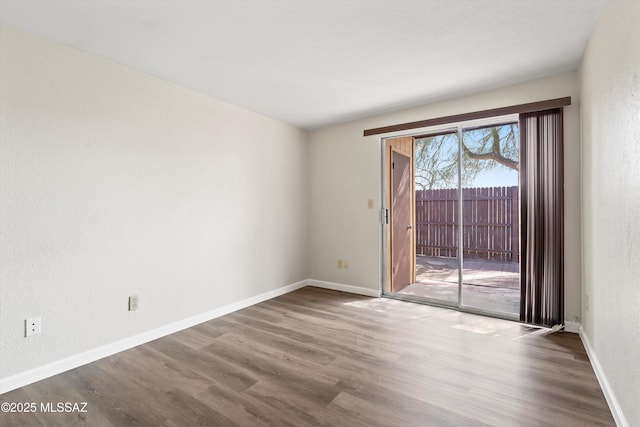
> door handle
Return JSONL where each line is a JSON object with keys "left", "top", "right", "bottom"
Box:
{"left": 407, "top": 225, "right": 412, "bottom": 230}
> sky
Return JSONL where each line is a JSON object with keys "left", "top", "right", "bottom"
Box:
{"left": 470, "top": 166, "right": 518, "bottom": 188}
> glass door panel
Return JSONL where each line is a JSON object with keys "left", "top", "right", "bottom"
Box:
{"left": 399, "top": 132, "right": 459, "bottom": 304}
{"left": 460, "top": 124, "right": 520, "bottom": 316}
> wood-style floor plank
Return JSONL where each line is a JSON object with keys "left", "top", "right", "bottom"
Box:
{"left": 0, "top": 287, "right": 615, "bottom": 426}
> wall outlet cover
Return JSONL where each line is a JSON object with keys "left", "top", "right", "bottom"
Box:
{"left": 25, "top": 316, "right": 42, "bottom": 337}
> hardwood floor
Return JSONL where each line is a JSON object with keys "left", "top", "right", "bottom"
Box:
{"left": 0, "top": 287, "right": 615, "bottom": 426}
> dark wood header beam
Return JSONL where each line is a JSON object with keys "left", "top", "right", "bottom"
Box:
{"left": 363, "top": 96, "right": 571, "bottom": 137}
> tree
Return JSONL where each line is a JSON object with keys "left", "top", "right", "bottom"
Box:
{"left": 415, "top": 124, "right": 518, "bottom": 190}
{"left": 414, "top": 132, "right": 458, "bottom": 190}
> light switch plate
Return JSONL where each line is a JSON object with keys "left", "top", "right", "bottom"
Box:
{"left": 129, "top": 295, "right": 139, "bottom": 311}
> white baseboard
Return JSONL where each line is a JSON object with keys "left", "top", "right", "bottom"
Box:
{"left": 564, "top": 321, "right": 581, "bottom": 333}
{"left": 579, "top": 327, "right": 629, "bottom": 427}
{"left": 307, "top": 279, "right": 381, "bottom": 297}
{"left": 0, "top": 280, "right": 308, "bottom": 395}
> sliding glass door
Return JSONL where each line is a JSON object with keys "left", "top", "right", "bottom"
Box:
{"left": 386, "top": 119, "right": 521, "bottom": 319}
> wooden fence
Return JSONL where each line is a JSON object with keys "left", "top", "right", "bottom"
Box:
{"left": 415, "top": 186, "right": 519, "bottom": 262}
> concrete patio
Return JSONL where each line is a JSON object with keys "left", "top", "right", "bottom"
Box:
{"left": 397, "top": 255, "right": 520, "bottom": 316}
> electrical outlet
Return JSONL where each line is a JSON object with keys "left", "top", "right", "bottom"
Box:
{"left": 337, "top": 259, "right": 343, "bottom": 269}
{"left": 343, "top": 260, "right": 350, "bottom": 269}
{"left": 129, "top": 295, "right": 139, "bottom": 311}
{"left": 25, "top": 316, "right": 41, "bottom": 337}
{"left": 367, "top": 199, "right": 374, "bottom": 209}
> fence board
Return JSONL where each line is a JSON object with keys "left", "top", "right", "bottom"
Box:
{"left": 415, "top": 186, "right": 519, "bottom": 262}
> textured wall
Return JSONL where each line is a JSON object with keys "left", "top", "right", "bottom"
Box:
{"left": 580, "top": 1, "right": 640, "bottom": 425}
{"left": 308, "top": 71, "right": 583, "bottom": 323}
{"left": 0, "top": 26, "right": 309, "bottom": 380}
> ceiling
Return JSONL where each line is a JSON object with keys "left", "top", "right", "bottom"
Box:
{"left": 0, "top": 0, "right": 606, "bottom": 129}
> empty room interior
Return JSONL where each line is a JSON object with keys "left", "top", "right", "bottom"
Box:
{"left": 0, "top": 1, "right": 638, "bottom": 426}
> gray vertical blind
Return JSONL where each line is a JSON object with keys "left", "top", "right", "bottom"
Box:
{"left": 519, "top": 108, "right": 564, "bottom": 327}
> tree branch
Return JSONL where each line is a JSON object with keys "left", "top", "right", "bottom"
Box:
{"left": 461, "top": 139, "right": 519, "bottom": 170}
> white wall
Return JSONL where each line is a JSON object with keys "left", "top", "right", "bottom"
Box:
{"left": 308, "top": 71, "right": 582, "bottom": 323}
{"left": 0, "top": 26, "right": 309, "bottom": 381}
{"left": 580, "top": 1, "right": 640, "bottom": 425}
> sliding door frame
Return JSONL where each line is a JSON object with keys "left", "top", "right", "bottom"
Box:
{"left": 381, "top": 116, "right": 521, "bottom": 322}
